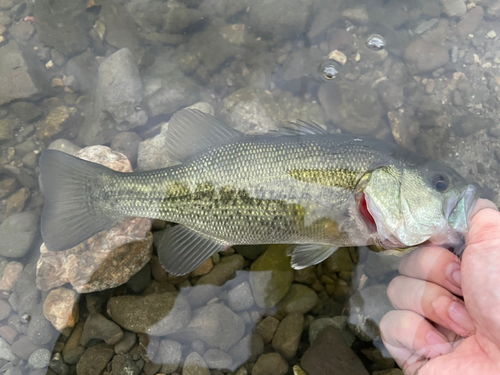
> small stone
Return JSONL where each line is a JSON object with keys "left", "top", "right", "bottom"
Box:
{"left": 182, "top": 352, "right": 210, "bottom": 375}
{"left": 62, "top": 322, "right": 85, "bottom": 364}
{"left": 43, "top": 287, "right": 79, "bottom": 331}
{"left": 276, "top": 284, "right": 318, "bottom": 317}
{"left": 0, "top": 212, "right": 37, "bottom": 258}
{"left": 10, "top": 102, "right": 43, "bottom": 122}
{"left": 228, "top": 281, "right": 254, "bottom": 312}
{"left": 252, "top": 353, "right": 288, "bottom": 375}
{"left": 107, "top": 292, "right": 190, "bottom": 336}
{"left": 190, "top": 258, "right": 213, "bottom": 277}
{"left": 9, "top": 21, "right": 34, "bottom": 42}
{"left": 154, "top": 339, "right": 182, "bottom": 373}
{"left": 38, "top": 106, "right": 78, "bottom": 141}
{"left": 342, "top": 7, "right": 369, "bottom": 24}
{"left": 5, "top": 188, "right": 30, "bottom": 217}
{"left": 0, "top": 178, "right": 16, "bottom": 200}
{"left": 0, "top": 326, "right": 18, "bottom": 345}
{"left": 114, "top": 332, "right": 136, "bottom": 354}
{"left": 328, "top": 50, "right": 347, "bottom": 65}
{"left": 0, "top": 337, "right": 15, "bottom": 360}
{"left": 76, "top": 343, "right": 114, "bottom": 375}
{"left": 49, "top": 353, "right": 70, "bottom": 375}
{"left": 173, "top": 303, "right": 244, "bottom": 352}
{"left": 203, "top": 348, "right": 232, "bottom": 370}
{"left": 11, "top": 335, "right": 42, "bottom": 360}
{"left": 228, "top": 333, "right": 264, "bottom": 369}
{"left": 487, "top": 30, "right": 497, "bottom": 38}
{"left": 110, "top": 354, "right": 140, "bottom": 375}
{"left": 81, "top": 313, "right": 123, "bottom": 346}
{"left": 309, "top": 316, "right": 355, "bottom": 347}
{"left": 47, "top": 139, "right": 81, "bottom": 155}
{"left": 110, "top": 132, "right": 143, "bottom": 167}
{"left": 0, "top": 300, "right": 11, "bottom": 321}
{"left": 457, "top": 6, "right": 484, "bottom": 37}
{"left": 441, "top": 0, "right": 466, "bottom": 17}
{"left": 249, "top": 245, "right": 294, "bottom": 309}
{"left": 28, "top": 304, "right": 57, "bottom": 345}
{"left": 28, "top": 348, "right": 51, "bottom": 369}
{"left": 126, "top": 263, "right": 151, "bottom": 293}
{"left": 403, "top": 39, "right": 449, "bottom": 74}
{"left": 301, "top": 326, "right": 369, "bottom": 375}
{"left": 254, "top": 316, "right": 279, "bottom": 344}
{"left": 272, "top": 313, "right": 304, "bottom": 359}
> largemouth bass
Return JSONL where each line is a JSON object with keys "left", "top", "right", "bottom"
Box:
{"left": 39, "top": 109, "right": 480, "bottom": 275}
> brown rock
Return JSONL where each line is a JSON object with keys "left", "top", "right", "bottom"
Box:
{"left": 43, "top": 287, "right": 79, "bottom": 331}
{"left": 190, "top": 257, "right": 213, "bottom": 276}
{"left": 0, "top": 177, "right": 16, "bottom": 200}
{"left": 0, "top": 261, "right": 23, "bottom": 291}
{"left": 38, "top": 106, "right": 78, "bottom": 141}
{"left": 63, "top": 322, "right": 85, "bottom": 365}
{"left": 252, "top": 352, "right": 288, "bottom": 375}
{"left": 271, "top": 313, "right": 304, "bottom": 359}
{"left": 36, "top": 146, "right": 153, "bottom": 293}
{"left": 0, "top": 325, "right": 18, "bottom": 344}
{"left": 301, "top": 326, "right": 369, "bottom": 375}
{"left": 403, "top": 39, "right": 449, "bottom": 74}
{"left": 5, "top": 187, "right": 30, "bottom": 217}
{"left": 457, "top": 6, "right": 484, "bottom": 38}
{"left": 76, "top": 342, "right": 114, "bottom": 375}
{"left": 254, "top": 316, "right": 279, "bottom": 344}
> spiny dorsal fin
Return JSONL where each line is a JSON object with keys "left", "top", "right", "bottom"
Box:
{"left": 158, "top": 224, "right": 230, "bottom": 276}
{"left": 165, "top": 109, "right": 244, "bottom": 162}
{"left": 269, "top": 120, "right": 329, "bottom": 136}
{"left": 287, "top": 244, "right": 339, "bottom": 269}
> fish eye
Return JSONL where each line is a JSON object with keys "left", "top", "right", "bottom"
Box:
{"left": 431, "top": 173, "right": 449, "bottom": 192}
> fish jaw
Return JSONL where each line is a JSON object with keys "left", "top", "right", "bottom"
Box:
{"left": 445, "top": 183, "right": 481, "bottom": 234}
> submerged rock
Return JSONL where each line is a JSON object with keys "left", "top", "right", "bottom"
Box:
{"left": 252, "top": 352, "right": 288, "bottom": 375}
{"left": 403, "top": 39, "right": 449, "bottom": 74}
{"left": 76, "top": 343, "right": 114, "bottom": 375}
{"left": 36, "top": 146, "right": 153, "bottom": 293}
{"left": 0, "top": 212, "right": 38, "bottom": 258}
{"left": 107, "top": 292, "right": 190, "bottom": 336}
{"left": 272, "top": 313, "right": 304, "bottom": 359}
{"left": 81, "top": 313, "right": 123, "bottom": 346}
{"left": 183, "top": 352, "right": 210, "bottom": 375}
{"left": 42, "top": 287, "right": 79, "bottom": 331}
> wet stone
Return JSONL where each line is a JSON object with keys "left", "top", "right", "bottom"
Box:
{"left": 114, "top": 332, "right": 136, "bottom": 354}
{"left": 76, "top": 343, "right": 114, "bottom": 375}
{"left": 0, "top": 119, "right": 15, "bottom": 142}
{"left": 203, "top": 349, "right": 232, "bottom": 370}
{"left": 154, "top": 339, "right": 182, "bottom": 373}
{"left": 28, "top": 348, "right": 50, "bottom": 369}
{"left": 9, "top": 21, "right": 34, "bottom": 42}
{"left": 457, "top": 6, "right": 484, "bottom": 37}
{"left": 110, "top": 132, "right": 143, "bottom": 168}
{"left": 0, "top": 211, "right": 37, "bottom": 258}
{"left": 62, "top": 322, "right": 85, "bottom": 365}
{"left": 254, "top": 316, "right": 279, "bottom": 344}
{"left": 49, "top": 353, "right": 69, "bottom": 375}
{"left": 0, "top": 326, "right": 18, "bottom": 345}
{"left": 441, "top": 0, "right": 466, "bottom": 17}
{"left": 342, "top": 7, "right": 369, "bottom": 24}
{"left": 81, "top": 313, "right": 123, "bottom": 346}
{"left": 0, "top": 300, "right": 11, "bottom": 321}
{"left": 42, "top": 287, "right": 79, "bottom": 331}
{"left": 309, "top": 316, "right": 355, "bottom": 347}
{"left": 110, "top": 354, "right": 140, "bottom": 375}
{"left": 183, "top": 351, "right": 210, "bottom": 375}
{"left": 47, "top": 139, "right": 81, "bottom": 155}
{"left": 250, "top": 245, "right": 294, "bottom": 309}
{"left": 228, "top": 281, "right": 254, "bottom": 312}
{"left": 228, "top": 333, "right": 264, "bottom": 369}
{"left": 272, "top": 313, "right": 304, "bottom": 359}
{"left": 0, "top": 337, "right": 15, "bottom": 360}
{"left": 10, "top": 102, "right": 43, "bottom": 122}
{"left": 38, "top": 106, "right": 79, "bottom": 141}
{"left": 252, "top": 353, "right": 288, "bottom": 375}
{"left": 0, "top": 178, "right": 16, "bottom": 200}
{"left": 11, "top": 335, "right": 41, "bottom": 360}
{"left": 28, "top": 303, "right": 57, "bottom": 345}
{"left": 403, "top": 39, "right": 449, "bottom": 74}
{"left": 301, "top": 326, "right": 369, "bottom": 375}
{"left": 126, "top": 263, "right": 151, "bottom": 293}
{"left": 5, "top": 187, "right": 30, "bottom": 217}
{"left": 276, "top": 284, "right": 318, "bottom": 317}
{"left": 107, "top": 292, "right": 190, "bottom": 336}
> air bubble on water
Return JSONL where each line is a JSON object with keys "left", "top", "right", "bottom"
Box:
{"left": 318, "top": 60, "right": 341, "bottom": 82}
{"left": 366, "top": 34, "right": 386, "bottom": 51}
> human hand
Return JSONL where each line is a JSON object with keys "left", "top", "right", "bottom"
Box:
{"left": 380, "top": 198, "right": 500, "bottom": 375}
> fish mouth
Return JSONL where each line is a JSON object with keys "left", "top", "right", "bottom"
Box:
{"left": 444, "top": 183, "right": 481, "bottom": 233}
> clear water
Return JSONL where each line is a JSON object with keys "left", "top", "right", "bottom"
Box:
{"left": 0, "top": 0, "right": 499, "bottom": 374}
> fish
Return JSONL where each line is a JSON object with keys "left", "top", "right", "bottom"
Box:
{"left": 39, "top": 109, "right": 481, "bottom": 275}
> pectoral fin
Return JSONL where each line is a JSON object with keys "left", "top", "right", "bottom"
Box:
{"left": 286, "top": 244, "right": 339, "bottom": 269}
{"left": 158, "top": 225, "right": 231, "bottom": 276}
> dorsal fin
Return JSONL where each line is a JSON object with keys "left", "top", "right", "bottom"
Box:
{"left": 269, "top": 120, "right": 329, "bottom": 136}
{"left": 165, "top": 109, "right": 244, "bottom": 162}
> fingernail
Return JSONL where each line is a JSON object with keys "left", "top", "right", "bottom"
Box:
{"left": 449, "top": 302, "right": 475, "bottom": 334}
{"left": 446, "top": 262, "right": 462, "bottom": 288}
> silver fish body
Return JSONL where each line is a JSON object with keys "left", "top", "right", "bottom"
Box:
{"left": 39, "top": 109, "right": 480, "bottom": 275}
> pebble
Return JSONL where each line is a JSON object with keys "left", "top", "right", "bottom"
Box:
{"left": 228, "top": 333, "right": 264, "bottom": 369}
{"left": 276, "top": 284, "right": 318, "bottom": 317}
{"left": 28, "top": 348, "right": 50, "bottom": 369}
{"left": 11, "top": 335, "right": 42, "bottom": 360}
{"left": 76, "top": 343, "right": 114, "bottom": 375}
{"left": 252, "top": 353, "right": 288, "bottom": 375}
{"left": 114, "top": 332, "right": 136, "bottom": 354}
{"left": 0, "top": 337, "right": 15, "bottom": 360}
{"left": 272, "top": 314, "right": 304, "bottom": 359}
{"left": 182, "top": 352, "right": 210, "bottom": 375}
{"left": 0, "top": 178, "right": 16, "bottom": 200}
{"left": 301, "top": 326, "right": 369, "bottom": 375}
{"left": 403, "top": 39, "right": 449, "bottom": 74}
{"left": 5, "top": 187, "right": 30, "bottom": 217}
{"left": 110, "top": 354, "right": 140, "bottom": 375}
{"left": 126, "top": 263, "right": 152, "bottom": 293}
{"left": 62, "top": 322, "right": 85, "bottom": 364}
{"left": 324, "top": 248, "right": 355, "bottom": 273}
{"left": 0, "top": 212, "right": 38, "bottom": 258}
{"left": 254, "top": 316, "right": 279, "bottom": 344}
{"left": 228, "top": 281, "right": 254, "bottom": 312}
{"left": 249, "top": 245, "right": 294, "bottom": 309}
{"left": 203, "top": 348, "right": 232, "bottom": 370}
{"left": 42, "top": 287, "right": 79, "bottom": 331}
{"left": 81, "top": 313, "right": 123, "bottom": 346}
{"left": 49, "top": 352, "right": 70, "bottom": 375}
{"left": 28, "top": 304, "right": 57, "bottom": 345}
{"left": 309, "top": 316, "right": 355, "bottom": 347}
{"left": 47, "top": 139, "right": 81, "bottom": 155}
{"left": 0, "top": 300, "right": 11, "bottom": 321}
{"left": 110, "top": 132, "right": 143, "bottom": 167}
{"left": 107, "top": 292, "right": 190, "bottom": 336}
{"left": 441, "top": 0, "right": 466, "bottom": 17}
{"left": 0, "top": 326, "right": 18, "bottom": 344}
{"left": 487, "top": 30, "right": 497, "bottom": 38}
{"left": 457, "top": 6, "right": 484, "bottom": 37}
{"left": 174, "top": 303, "right": 244, "bottom": 352}
{"left": 154, "top": 339, "right": 182, "bottom": 373}
{"left": 342, "top": 7, "right": 369, "bottom": 24}
{"left": 190, "top": 257, "right": 213, "bottom": 277}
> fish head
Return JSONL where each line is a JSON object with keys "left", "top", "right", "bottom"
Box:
{"left": 359, "top": 161, "right": 480, "bottom": 249}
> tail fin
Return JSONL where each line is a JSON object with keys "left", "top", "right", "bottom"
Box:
{"left": 39, "top": 150, "right": 119, "bottom": 251}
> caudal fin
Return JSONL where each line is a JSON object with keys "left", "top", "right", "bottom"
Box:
{"left": 39, "top": 150, "right": 119, "bottom": 251}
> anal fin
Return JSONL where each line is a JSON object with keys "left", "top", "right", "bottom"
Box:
{"left": 287, "top": 244, "right": 339, "bottom": 269}
{"left": 158, "top": 225, "right": 230, "bottom": 276}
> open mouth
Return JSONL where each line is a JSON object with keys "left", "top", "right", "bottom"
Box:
{"left": 357, "top": 191, "right": 377, "bottom": 233}
{"left": 445, "top": 183, "right": 481, "bottom": 233}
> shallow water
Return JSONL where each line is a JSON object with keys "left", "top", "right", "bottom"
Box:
{"left": 0, "top": 0, "right": 499, "bottom": 374}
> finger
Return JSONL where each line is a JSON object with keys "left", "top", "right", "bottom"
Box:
{"left": 467, "top": 198, "right": 500, "bottom": 247}
{"left": 399, "top": 246, "right": 463, "bottom": 296}
{"left": 380, "top": 310, "right": 453, "bottom": 370}
{"left": 387, "top": 276, "right": 475, "bottom": 336}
